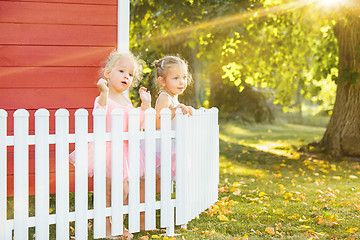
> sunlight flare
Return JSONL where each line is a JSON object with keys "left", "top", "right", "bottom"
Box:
{"left": 139, "top": 0, "right": 318, "bottom": 45}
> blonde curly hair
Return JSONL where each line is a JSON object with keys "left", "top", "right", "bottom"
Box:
{"left": 100, "top": 51, "right": 144, "bottom": 88}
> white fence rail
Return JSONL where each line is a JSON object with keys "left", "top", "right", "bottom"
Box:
{"left": 0, "top": 107, "right": 219, "bottom": 239}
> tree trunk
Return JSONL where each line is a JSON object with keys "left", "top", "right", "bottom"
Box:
{"left": 319, "top": 8, "right": 360, "bottom": 157}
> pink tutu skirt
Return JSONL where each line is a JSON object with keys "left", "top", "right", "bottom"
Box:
{"left": 155, "top": 139, "right": 176, "bottom": 180}
{"left": 69, "top": 141, "right": 145, "bottom": 182}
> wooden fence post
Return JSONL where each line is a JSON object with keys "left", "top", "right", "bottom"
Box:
{"left": 13, "top": 109, "right": 29, "bottom": 240}
{"left": 93, "top": 108, "right": 107, "bottom": 238}
{"left": 74, "top": 109, "right": 88, "bottom": 240}
{"left": 0, "top": 110, "right": 8, "bottom": 238}
{"left": 55, "top": 109, "right": 70, "bottom": 240}
{"left": 35, "top": 109, "right": 50, "bottom": 239}
{"left": 111, "top": 109, "right": 124, "bottom": 236}
{"left": 144, "top": 108, "right": 156, "bottom": 230}
{"left": 128, "top": 108, "right": 140, "bottom": 233}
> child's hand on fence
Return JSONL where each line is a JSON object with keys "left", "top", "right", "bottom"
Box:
{"left": 139, "top": 87, "right": 151, "bottom": 111}
{"left": 97, "top": 78, "right": 109, "bottom": 93}
{"left": 176, "top": 104, "right": 193, "bottom": 116}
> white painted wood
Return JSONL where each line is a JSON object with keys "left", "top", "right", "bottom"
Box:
{"left": 13, "top": 109, "right": 29, "bottom": 240}
{"left": 175, "top": 108, "right": 186, "bottom": 225}
{"left": 93, "top": 108, "right": 107, "bottom": 238}
{"left": 160, "top": 108, "right": 172, "bottom": 229}
{"left": 128, "top": 108, "right": 140, "bottom": 233}
{"left": 35, "top": 109, "right": 50, "bottom": 239}
{"left": 55, "top": 109, "right": 70, "bottom": 240}
{"left": 5, "top": 106, "right": 219, "bottom": 238}
{"left": 144, "top": 108, "right": 156, "bottom": 230}
{"left": 117, "top": 0, "right": 130, "bottom": 53}
{"left": 74, "top": 109, "right": 89, "bottom": 240}
{"left": 213, "top": 108, "right": 220, "bottom": 204}
{"left": 0, "top": 110, "right": 7, "bottom": 238}
{"left": 111, "top": 109, "right": 124, "bottom": 236}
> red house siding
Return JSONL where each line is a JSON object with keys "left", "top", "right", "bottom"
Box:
{"left": 0, "top": 0, "right": 118, "bottom": 196}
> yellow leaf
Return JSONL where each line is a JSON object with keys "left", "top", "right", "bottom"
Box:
{"left": 192, "top": 228, "right": 199, "bottom": 231}
{"left": 284, "top": 192, "right": 293, "bottom": 199}
{"left": 151, "top": 235, "right": 161, "bottom": 238}
{"left": 273, "top": 209, "right": 284, "bottom": 215}
{"left": 233, "top": 182, "right": 242, "bottom": 187}
{"left": 299, "top": 225, "right": 311, "bottom": 229}
{"left": 354, "top": 203, "right": 360, "bottom": 211}
{"left": 347, "top": 227, "right": 358, "bottom": 233}
{"left": 332, "top": 176, "right": 341, "bottom": 180}
{"left": 349, "top": 175, "right": 358, "bottom": 180}
{"left": 259, "top": 192, "right": 267, "bottom": 197}
{"left": 217, "top": 214, "right": 229, "bottom": 221}
{"left": 265, "top": 227, "right": 275, "bottom": 235}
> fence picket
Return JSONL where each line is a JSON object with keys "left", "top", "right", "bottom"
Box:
{"left": 35, "top": 109, "right": 50, "bottom": 239}
{"left": 144, "top": 108, "right": 156, "bottom": 230}
{"left": 213, "top": 108, "right": 220, "bottom": 204}
{"left": 55, "top": 109, "right": 70, "bottom": 240}
{"left": 175, "top": 108, "right": 186, "bottom": 226}
{"left": 128, "top": 108, "right": 140, "bottom": 233}
{"left": 93, "top": 108, "right": 107, "bottom": 238}
{"left": 74, "top": 109, "right": 89, "bottom": 240}
{"left": 13, "top": 109, "right": 29, "bottom": 240}
{"left": 0, "top": 110, "right": 7, "bottom": 238}
{"left": 160, "top": 108, "right": 173, "bottom": 232}
{"left": 111, "top": 109, "right": 124, "bottom": 236}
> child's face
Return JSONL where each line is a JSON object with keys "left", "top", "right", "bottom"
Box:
{"left": 163, "top": 64, "right": 188, "bottom": 96}
{"left": 106, "top": 58, "right": 135, "bottom": 93}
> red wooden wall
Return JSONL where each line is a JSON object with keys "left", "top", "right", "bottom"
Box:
{"left": 0, "top": 0, "right": 118, "bottom": 196}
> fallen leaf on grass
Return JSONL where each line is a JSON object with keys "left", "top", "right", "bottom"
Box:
{"left": 259, "top": 192, "right": 267, "bottom": 197}
{"left": 346, "top": 227, "right": 358, "bottom": 233}
{"left": 299, "top": 225, "right": 311, "bottom": 230}
{"left": 349, "top": 175, "right": 358, "bottom": 180}
{"left": 218, "top": 187, "right": 228, "bottom": 193}
{"left": 139, "top": 236, "right": 149, "bottom": 239}
{"left": 218, "top": 214, "right": 229, "bottom": 221}
{"left": 265, "top": 227, "right": 275, "bottom": 235}
{"left": 332, "top": 176, "right": 341, "bottom": 180}
{"left": 354, "top": 203, "right": 360, "bottom": 211}
{"left": 284, "top": 192, "right": 293, "bottom": 199}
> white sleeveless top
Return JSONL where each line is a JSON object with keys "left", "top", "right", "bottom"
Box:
{"left": 156, "top": 92, "right": 180, "bottom": 108}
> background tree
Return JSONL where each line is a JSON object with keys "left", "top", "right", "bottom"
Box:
{"left": 319, "top": 0, "right": 360, "bottom": 157}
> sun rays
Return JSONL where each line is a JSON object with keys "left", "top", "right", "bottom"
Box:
{"left": 139, "top": 0, "right": 320, "bottom": 45}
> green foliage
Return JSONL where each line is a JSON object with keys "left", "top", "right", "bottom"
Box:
{"left": 129, "top": 0, "right": 339, "bottom": 115}
{"left": 219, "top": 0, "right": 338, "bottom": 113}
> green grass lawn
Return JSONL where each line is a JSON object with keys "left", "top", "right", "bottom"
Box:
{"left": 134, "top": 119, "right": 360, "bottom": 239}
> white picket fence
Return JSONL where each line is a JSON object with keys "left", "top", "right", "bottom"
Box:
{"left": 0, "top": 107, "right": 219, "bottom": 239}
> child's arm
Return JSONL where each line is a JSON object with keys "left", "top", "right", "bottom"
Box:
{"left": 139, "top": 87, "right": 151, "bottom": 111}
{"left": 155, "top": 95, "right": 194, "bottom": 129}
{"left": 96, "top": 78, "right": 109, "bottom": 107}
{"left": 155, "top": 94, "right": 172, "bottom": 129}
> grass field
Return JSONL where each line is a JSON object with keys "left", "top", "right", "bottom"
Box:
{"left": 133, "top": 119, "right": 360, "bottom": 239}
